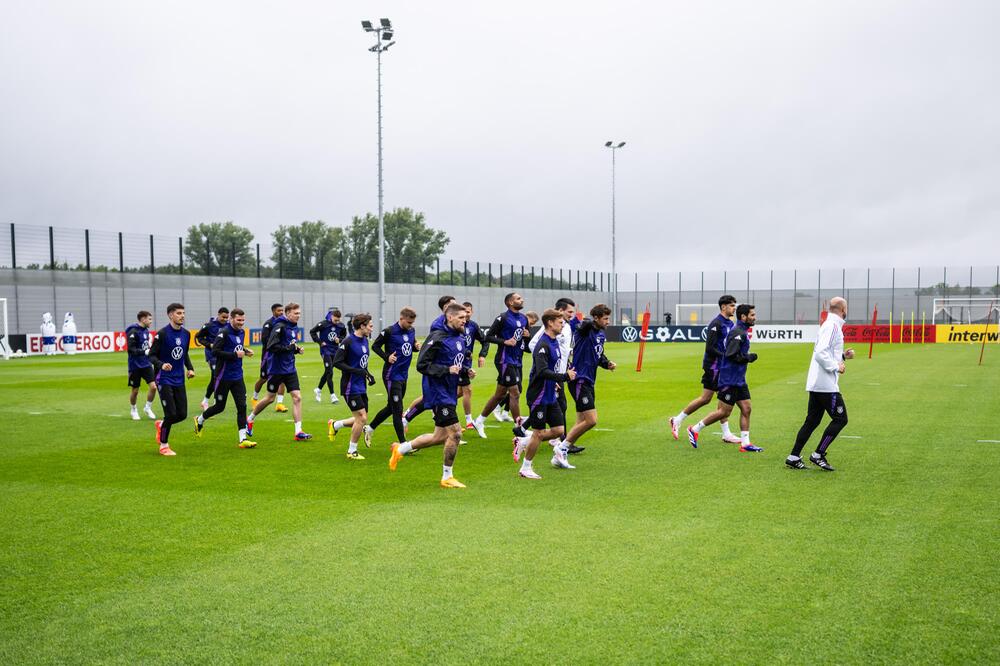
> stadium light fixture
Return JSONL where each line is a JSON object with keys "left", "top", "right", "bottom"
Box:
{"left": 362, "top": 19, "right": 398, "bottom": 330}
{"left": 604, "top": 140, "right": 626, "bottom": 322}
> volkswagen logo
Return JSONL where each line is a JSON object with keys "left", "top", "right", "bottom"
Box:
{"left": 621, "top": 326, "right": 639, "bottom": 342}
{"left": 700, "top": 328, "right": 709, "bottom": 341}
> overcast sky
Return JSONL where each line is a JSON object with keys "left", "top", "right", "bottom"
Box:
{"left": 1, "top": 0, "right": 998, "bottom": 274}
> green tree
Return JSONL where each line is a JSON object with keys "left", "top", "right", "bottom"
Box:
{"left": 269, "top": 221, "right": 344, "bottom": 280}
{"left": 184, "top": 222, "right": 255, "bottom": 276}
{"left": 341, "top": 208, "right": 449, "bottom": 283}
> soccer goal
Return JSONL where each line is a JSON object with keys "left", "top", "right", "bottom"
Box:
{"left": 675, "top": 304, "right": 723, "bottom": 326}
{"left": 0, "top": 298, "right": 10, "bottom": 360}
{"left": 931, "top": 298, "right": 999, "bottom": 325}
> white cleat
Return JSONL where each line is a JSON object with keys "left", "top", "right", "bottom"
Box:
{"left": 551, "top": 450, "right": 576, "bottom": 470}
{"left": 144, "top": 407, "right": 157, "bottom": 420}
{"left": 492, "top": 406, "right": 505, "bottom": 422}
{"left": 314, "top": 388, "right": 322, "bottom": 403}
{"left": 669, "top": 417, "right": 679, "bottom": 440}
{"left": 363, "top": 425, "right": 373, "bottom": 448}
{"left": 330, "top": 393, "right": 339, "bottom": 405}
{"left": 130, "top": 410, "right": 141, "bottom": 421}
{"left": 473, "top": 419, "right": 488, "bottom": 439}
{"left": 519, "top": 468, "right": 542, "bottom": 480}
{"left": 501, "top": 411, "right": 515, "bottom": 423}
{"left": 512, "top": 436, "right": 529, "bottom": 462}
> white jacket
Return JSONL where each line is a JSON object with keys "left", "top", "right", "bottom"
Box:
{"left": 806, "top": 312, "right": 845, "bottom": 392}
{"left": 529, "top": 320, "right": 572, "bottom": 373}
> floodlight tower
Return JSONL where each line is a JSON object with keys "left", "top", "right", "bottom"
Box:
{"left": 362, "top": 18, "right": 396, "bottom": 330}
{"left": 604, "top": 141, "right": 625, "bottom": 322}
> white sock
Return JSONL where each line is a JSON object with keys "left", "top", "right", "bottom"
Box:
{"left": 333, "top": 420, "right": 344, "bottom": 432}
{"left": 294, "top": 421, "right": 303, "bottom": 434}
{"left": 692, "top": 420, "right": 705, "bottom": 433}
{"left": 741, "top": 431, "right": 750, "bottom": 446}
{"left": 348, "top": 441, "right": 358, "bottom": 454}
{"left": 475, "top": 415, "right": 485, "bottom": 425}
{"left": 466, "top": 415, "right": 473, "bottom": 425}
{"left": 364, "top": 424, "right": 373, "bottom": 433}
{"left": 520, "top": 458, "right": 533, "bottom": 472}
{"left": 398, "top": 441, "right": 413, "bottom": 455}
{"left": 276, "top": 394, "right": 284, "bottom": 404}
{"left": 131, "top": 405, "right": 138, "bottom": 412}
{"left": 721, "top": 421, "right": 733, "bottom": 437}
{"left": 675, "top": 411, "right": 688, "bottom": 425}
{"left": 442, "top": 465, "right": 453, "bottom": 480}
{"left": 247, "top": 412, "right": 255, "bottom": 424}
{"left": 239, "top": 428, "right": 247, "bottom": 442}
{"left": 787, "top": 454, "right": 800, "bottom": 461}
{"left": 145, "top": 401, "right": 153, "bottom": 409}
{"left": 197, "top": 415, "right": 204, "bottom": 426}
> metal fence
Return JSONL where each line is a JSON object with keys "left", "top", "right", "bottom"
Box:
{"left": 0, "top": 223, "right": 605, "bottom": 292}
{"left": 616, "top": 267, "right": 1000, "bottom": 326}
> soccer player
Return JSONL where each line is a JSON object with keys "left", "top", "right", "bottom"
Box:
{"left": 459, "top": 301, "right": 486, "bottom": 431}
{"left": 562, "top": 304, "right": 617, "bottom": 464}
{"left": 196, "top": 307, "right": 229, "bottom": 411}
{"left": 401, "top": 295, "right": 456, "bottom": 429}
{"left": 492, "top": 309, "right": 538, "bottom": 426}
{"left": 472, "top": 292, "right": 530, "bottom": 439}
{"left": 309, "top": 308, "right": 345, "bottom": 404}
{"left": 686, "top": 304, "right": 762, "bottom": 452}
{"left": 669, "top": 295, "right": 742, "bottom": 444}
{"left": 786, "top": 297, "right": 853, "bottom": 471}
{"left": 125, "top": 310, "right": 158, "bottom": 420}
{"left": 528, "top": 298, "right": 576, "bottom": 461}
{"left": 512, "top": 309, "right": 576, "bottom": 479}
{"left": 328, "top": 313, "right": 377, "bottom": 459}
{"left": 193, "top": 308, "right": 256, "bottom": 448}
{"left": 367, "top": 307, "right": 419, "bottom": 446}
{"left": 149, "top": 303, "right": 195, "bottom": 456}
{"left": 252, "top": 303, "right": 288, "bottom": 412}
{"left": 389, "top": 302, "right": 471, "bottom": 489}
{"left": 247, "top": 302, "right": 311, "bottom": 441}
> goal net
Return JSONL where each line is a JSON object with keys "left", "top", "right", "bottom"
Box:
{"left": 0, "top": 298, "right": 10, "bottom": 360}
{"left": 931, "top": 298, "right": 999, "bottom": 325}
{"left": 675, "top": 304, "right": 722, "bottom": 326}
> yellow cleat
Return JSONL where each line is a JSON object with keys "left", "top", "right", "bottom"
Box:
{"left": 389, "top": 442, "right": 404, "bottom": 471}
{"left": 346, "top": 451, "right": 365, "bottom": 461}
{"left": 251, "top": 398, "right": 259, "bottom": 409}
{"left": 440, "top": 477, "right": 467, "bottom": 489}
{"left": 327, "top": 419, "right": 336, "bottom": 441}
{"left": 238, "top": 440, "right": 257, "bottom": 449}
{"left": 275, "top": 404, "right": 288, "bottom": 413}
{"left": 193, "top": 417, "right": 203, "bottom": 438}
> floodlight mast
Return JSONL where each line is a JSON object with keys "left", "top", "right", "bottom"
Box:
{"left": 361, "top": 18, "right": 395, "bottom": 330}
{"left": 605, "top": 140, "right": 626, "bottom": 322}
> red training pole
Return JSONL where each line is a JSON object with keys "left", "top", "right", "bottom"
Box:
{"left": 868, "top": 305, "right": 879, "bottom": 359}
{"left": 636, "top": 304, "right": 651, "bottom": 372}
{"left": 979, "top": 301, "right": 995, "bottom": 366}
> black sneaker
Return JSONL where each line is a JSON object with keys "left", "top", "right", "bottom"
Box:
{"left": 785, "top": 457, "right": 806, "bottom": 470}
{"left": 566, "top": 444, "right": 585, "bottom": 455}
{"left": 512, "top": 424, "right": 527, "bottom": 438}
{"left": 810, "top": 454, "right": 835, "bottom": 471}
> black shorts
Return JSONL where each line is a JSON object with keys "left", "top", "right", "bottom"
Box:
{"left": 346, "top": 393, "right": 369, "bottom": 413}
{"left": 268, "top": 372, "right": 299, "bottom": 393}
{"left": 495, "top": 359, "right": 522, "bottom": 388}
{"left": 458, "top": 368, "right": 472, "bottom": 387}
{"left": 718, "top": 384, "right": 751, "bottom": 405}
{"left": 128, "top": 366, "right": 156, "bottom": 388}
{"left": 432, "top": 403, "right": 460, "bottom": 428}
{"left": 323, "top": 356, "right": 335, "bottom": 371}
{"left": 259, "top": 361, "right": 269, "bottom": 379}
{"left": 526, "top": 401, "right": 564, "bottom": 430}
{"left": 701, "top": 366, "right": 721, "bottom": 391}
{"left": 568, "top": 380, "right": 596, "bottom": 412}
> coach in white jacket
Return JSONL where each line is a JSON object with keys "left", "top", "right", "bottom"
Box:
{"left": 786, "top": 297, "right": 855, "bottom": 471}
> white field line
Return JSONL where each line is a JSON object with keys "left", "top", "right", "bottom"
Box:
{"left": 840, "top": 435, "right": 863, "bottom": 439}
{"left": 977, "top": 439, "right": 1000, "bottom": 443}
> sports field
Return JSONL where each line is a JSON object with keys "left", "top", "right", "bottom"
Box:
{"left": 1, "top": 342, "right": 997, "bottom": 664}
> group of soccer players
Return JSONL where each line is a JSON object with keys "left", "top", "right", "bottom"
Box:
{"left": 124, "top": 292, "right": 617, "bottom": 487}
{"left": 127, "top": 290, "right": 853, "bottom": 482}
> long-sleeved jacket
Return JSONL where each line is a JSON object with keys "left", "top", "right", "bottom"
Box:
{"left": 806, "top": 312, "right": 845, "bottom": 392}
{"left": 149, "top": 325, "right": 194, "bottom": 387}
{"left": 569, "top": 319, "right": 611, "bottom": 385}
{"left": 211, "top": 323, "right": 248, "bottom": 382}
{"left": 718, "top": 321, "right": 757, "bottom": 387}
{"left": 125, "top": 323, "right": 153, "bottom": 372}
{"left": 265, "top": 316, "right": 301, "bottom": 375}
{"left": 195, "top": 318, "right": 224, "bottom": 364}
{"left": 525, "top": 333, "right": 569, "bottom": 407}
{"left": 417, "top": 326, "right": 466, "bottom": 407}
{"left": 333, "top": 332, "right": 374, "bottom": 396}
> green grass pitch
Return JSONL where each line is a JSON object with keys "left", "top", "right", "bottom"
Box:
{"left": 1, "top": 342, "right": 997, "bottom": 664}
